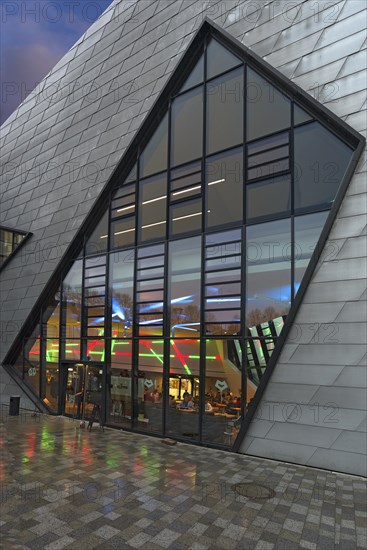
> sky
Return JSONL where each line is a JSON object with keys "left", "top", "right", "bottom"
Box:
{"left": 0, "top": 0, "right": 114, "bottom": 125}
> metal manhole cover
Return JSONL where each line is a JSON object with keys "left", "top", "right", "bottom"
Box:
{"left": 234, "top": 483, "right": 276, "bottom": 500}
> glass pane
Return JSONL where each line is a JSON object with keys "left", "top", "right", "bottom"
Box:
{"left": 43, "top": 342, "right": 59, "bottom": 412}
{"left": 206, "top": 229, "right": 241, "bottom": 245}
{"left": 24, "top": 332, "right": 40, "bottom": 397}
{"left": 125, "top": 164, "right": 137, "bottom": 183}
{"left": 0, "top": 229, "right": 13, "bottom": 263}
{"left": 294, "top": 211, "right": 329, "bottom": 294}
{"left": 205, "top": 315, "right": 241, "bottom": 336}
{"left": 0, "top": 228, "right": 25, "bottom": 264}
{"left": 248, "top": 132, "right": 288, "bottom": 155}
{"left": 86, "top": 339, "right": 105, "bottom": 362}
{"left": 206, "top": 269, "right": 241, "bottom": 286}
{"left": 294, "top": 121, "right": 353, "bottom": 210}
{"left": 111, "top": 217, "right": 135, "bottom": 249}
{"left": 167, "top": 339, "right": 200, "bottom": 440}
{"left": 140, "top": 113, "right": 168, "bottom": 178}
{"left": 246, "top": 338, "right": 270, "bottom": 389}
{"left": 247, "top": 175, "right": 291, "bottom": 221}
{"left": 62, "top": 260, "right": 83, "bottom": 340}
{"left": 110, "top": 249, "right": 134, "bottom": 339}
{"left": 247, "top": 68, "right": 291, "bottom": 141}
{"left": 84, "top": 276, "right": 106, "bottom": 288}
{"left": 137, "top": 340, "right": 163, "bottom": 433}
{"left": 294, "top": 104, "right": 313, "bottom": 125}
{"left": 203, "top": 338, "right": 242, "bottom": 446}
{"left": 43, "top": 291, "right": 61, "bottom": 339}
{"left": 246, "top": 218, "right": 291, "bottom": 329}
{"left": 171, "top": 199, "right": 202, "bottom": 236}
{"left": 108, "top": 339, "right": 133, "bottom": 428}
{"left": 206, "top": 68, "right": 243, "bottom": 155}
{"left": 206, "top": 38, "right": 241, "bottom": 80}
{"left": 85, "top": 266, "right": 106, "bottom": 278}
{"left": 138, "top": 243, "right": 164, "bottom": 258}
{"left": 85, "top": 210, "right": 108, "bottom": 256}
{"left": 168, "top": 236, "right": 201, "bottom": 337}
{"left": 111, "top": 185, "right": 135, "bottom": 220}
{"left": 206, "top": 147, "right": 243, "bottom": 227}
{"left": 139, "top": 173, "right": 167, "bottom": 242}
{"left": 248, "top": 159, "right": 289, "bottom": 181}
{"left": 84, "top": 366, "right": 104, "bottom": 420}
{"left": 205, "top": 280, "right": 241, "bottom": 297}
{"left": 138, "top": 316, "right": 164, "bottom": 337}
{"left": 171, "top": 86, "right": 203, "bottom": 167}
{"left": 85, "top": 256, "right": 106, "bottom": 269}
{"left": 180, "top": 54, "right": 204, "bottom": 92}
{"left": 63, "top": 339, "right": 81, "bottom": 360}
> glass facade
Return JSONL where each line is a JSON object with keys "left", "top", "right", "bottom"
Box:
{"left": 11, "top": 34, "right": 355, "bottom": 449}
{"left": 0, "top": 227, "right": 26, "bottom": 266}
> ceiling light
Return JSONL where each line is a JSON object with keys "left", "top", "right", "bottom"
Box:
{"left": 208, "top": 178, "right": 225, "bottom": 186}
{"left": 173, "top": 212, "right": 201, "bottom": 222}
{"left": 142, "top": 220, "right": 166, "bottom": 229}
{"left": 116, "top": 205, "right": 134, "bottom": 213}
{"left": 114, "top": 228, "right": 135, "bottom": 236}
{"left": 172, "top": 185, "right": 201, "bottom": 197}
{"left": 142, "top": 195, "right": 167, "bottom": 205}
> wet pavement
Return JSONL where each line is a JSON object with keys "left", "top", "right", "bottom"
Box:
{"left": 0, "top": 411, "right": 366, "bottom": 549}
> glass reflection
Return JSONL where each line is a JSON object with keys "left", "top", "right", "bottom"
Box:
{"left": 246, "top": 219, "right": 291, "bottom": 327}
{"left": 108, "top": 339, "right": 133, "bottom": 428}
{"left": 140, "top": 114, "right": 168, "bottom": 178}
{"left": 23, "top": 327, "right": 41, "bottom": 397}
{"left": 294, "top": 211, "right": 329, "bottom": 294}
{"left": 110, "top": 249, "right": 134, "bottom": 338}
{"left": 206, "top": 147, "right": 243, "bottom": 228}
{"left": 247, "top": 68, "right": 291, "bottom": 141}
{"left": 203, "top": 339, "right": 242, "bottom": 446}
{"left": 294, "top": 121, "right": 353, "bottom": 210}
{"left": 43, "top": 340, "right": 59, "bottom": 411}
{"left": 62, "top": 260, "right": 83, "bottom": 346}
{"left": 171, "top": 86, "right": 203, "bottom": 167}
{"left": 139, "top": 173, "right": 167, "bottom": 242}
{"left": 85, "top": 210, "right": 108, "bottom": 256}
{"left": 167, "top": 339, "right": 200, "bottom": 440}
{"left": 206, "top": 38, "right": 241, "bottom": 80}
{"left": 168, "top": 236, "right": 201, "bottom": 337}
{"left": 206, "top": 68, "right": 244, "bottom": 155}
{"left": 138, "top": 340, "right": 163, "bottom": 433}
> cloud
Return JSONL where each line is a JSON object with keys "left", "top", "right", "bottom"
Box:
{"left": 1, "top": 43, "right": 63, "bottom": 124}
{"left": 0, "top": 0, "right": 114, "bottom": 125}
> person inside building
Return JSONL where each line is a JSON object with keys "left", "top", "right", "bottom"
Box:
{"left": 205, "top": 399, "right": 213, "bottom": 412}
{"left": 179, "top": 394, "right": 195, "bottom": 410}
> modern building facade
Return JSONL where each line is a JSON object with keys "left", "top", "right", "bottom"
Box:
{"left": 1, "top": 0, "right": 366, "bottom": 477}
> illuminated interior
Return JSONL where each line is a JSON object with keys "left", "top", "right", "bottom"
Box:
{"left": 14, "top": 31, "right": 355, "bottom": 449}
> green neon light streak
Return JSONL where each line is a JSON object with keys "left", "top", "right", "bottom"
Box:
{"left": 140, "top": 347, "right": 164, "bottom": 365}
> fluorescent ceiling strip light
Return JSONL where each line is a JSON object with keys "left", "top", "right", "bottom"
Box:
{"left": 116, "top": 205, "right": 134, "bottom": 213}
{"left": 142, "top": 194, "right": 167, "bottom": 205}
{"left": 142, "top": 220, "right": 166, "bottom": 229}
{"left": 172, "top": 185, "right": 201, "bottom": 197}
{"left": 208, "top": 178, "right": 225, "bottom": 186}
{"left": 114, "top": 228, "right": 135, "bottom": 236}
{"left": 173, "top": 212, "right": 201, "bottom": 222}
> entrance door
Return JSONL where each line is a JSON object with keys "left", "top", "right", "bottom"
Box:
{"left": 61, "top": 364, "right": 103, "bottom": 419}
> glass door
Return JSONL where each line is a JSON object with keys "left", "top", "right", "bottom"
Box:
{"left": 61, "top": 364, "right": 103, "bottom": 419}
{"left": 61, "top": 364, "right": 85, "bottom": 418}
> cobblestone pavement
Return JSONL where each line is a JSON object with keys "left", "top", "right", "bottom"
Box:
{"left": 0, "top": 412, "right": 366, "bottom": 549}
